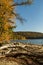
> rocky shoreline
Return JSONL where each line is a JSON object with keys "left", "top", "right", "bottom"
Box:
{"left": 0, "top": 42, "right": 43, "bottom": 65}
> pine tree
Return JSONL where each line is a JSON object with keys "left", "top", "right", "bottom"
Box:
{"left": 0, "top": 0, "right": 32, "bottom": 43}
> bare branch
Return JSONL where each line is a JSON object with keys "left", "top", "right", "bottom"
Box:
{"left": 12, "top": 1, "right": 32, "bottom": 6}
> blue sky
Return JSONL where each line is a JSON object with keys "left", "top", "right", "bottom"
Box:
{"left": 14, "top": 0, "right": 43, "bottom": 33}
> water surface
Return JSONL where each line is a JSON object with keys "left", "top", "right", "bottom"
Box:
{"left": 11, "top": 39, "right": 43, "bottom": 45}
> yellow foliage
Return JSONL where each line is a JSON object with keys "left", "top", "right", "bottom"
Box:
{"left": 0, "top": 0, "right": 32, "bottom": 43}
{"left": 0, "top": 0, "right": 15, "bottom": 43}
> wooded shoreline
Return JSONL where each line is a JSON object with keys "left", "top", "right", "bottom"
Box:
{"left": 13, "top": 32, "right": 43, "bottom": 39}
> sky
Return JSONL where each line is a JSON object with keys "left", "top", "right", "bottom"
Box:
{"left": 14, "top": 0, "right": 43, "bottom": 33}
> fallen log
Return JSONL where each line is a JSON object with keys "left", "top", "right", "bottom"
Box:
{"left": 0, "top": 43, "right": 43, "bottom": 65}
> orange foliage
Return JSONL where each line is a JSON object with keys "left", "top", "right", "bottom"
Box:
{"left": 0, "top": 0, "right": 15, "bottom": 43}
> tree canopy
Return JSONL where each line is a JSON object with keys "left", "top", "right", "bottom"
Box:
{"left": 0, "top": 0, "right": 32, "bottom": 43}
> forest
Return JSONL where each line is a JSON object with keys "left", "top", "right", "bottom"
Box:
{"left": 13, "top": 32, "right": 43, "bottom": 39}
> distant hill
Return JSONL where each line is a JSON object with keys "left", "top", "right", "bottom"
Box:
{"left": 13, "top": 32, "right": 43, "bottom": 40}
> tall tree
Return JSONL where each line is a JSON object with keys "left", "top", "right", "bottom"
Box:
{"left": 0, "top": 0, "right": 32, "bottom": 43}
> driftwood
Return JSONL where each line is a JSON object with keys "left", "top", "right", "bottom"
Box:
{"left": 0, "top": 43, "right": 43, "bottom": 65}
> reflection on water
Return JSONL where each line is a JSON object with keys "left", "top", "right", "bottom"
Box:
{"left": 11, "top": 39, "right": 43, "bottom": 44}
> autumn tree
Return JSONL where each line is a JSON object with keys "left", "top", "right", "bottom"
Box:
{"left": 0, "top": 0, "right": 32, "bottom": 43}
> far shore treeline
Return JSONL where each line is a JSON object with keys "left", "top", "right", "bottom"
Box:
{"left": 13, "top": 32, "right": 43, "bottom": 40}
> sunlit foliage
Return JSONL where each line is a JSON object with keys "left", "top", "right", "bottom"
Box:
{"left": 0, "top": 0, "right": 32, "bottom": 43}
{"left": 0, "top": 0, "right": 15, "bottom": 43}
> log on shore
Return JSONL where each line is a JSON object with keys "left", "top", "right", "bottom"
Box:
{"left": 0, "top": 43, "right": 43, "bottom": 65}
